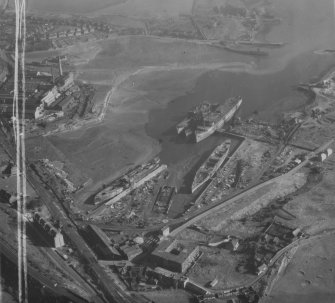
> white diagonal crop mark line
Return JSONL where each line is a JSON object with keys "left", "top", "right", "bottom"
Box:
{"left": 14, "top": 0, "right": 28, "bottom": 302}
{"left": 20, "top": 0, "right": 28, "bottom": 301}
{"left": 13, "top": 0, "right": 22, "bottom": 301}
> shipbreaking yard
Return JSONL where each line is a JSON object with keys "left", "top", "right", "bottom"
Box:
{"left": 45, "top": 101, "right": 333, "bottom": 303}
{"left": 3, "top": 87, "right": 335, "bottom": 302}
{"left": 1, "top": 0, "right": 335, "bottom": 302}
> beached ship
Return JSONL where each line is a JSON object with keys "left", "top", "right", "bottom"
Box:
{"left": 191, "top": 139, "right": 231, "bottom": 193}
{"left": 94, "top": 157, "right": 166, "bottom": 205}
{"left": 194, "top": 97, "right": 242, "bottom": 142}
{"left": 176, "top": 97, "right": 242, "bottom": 143}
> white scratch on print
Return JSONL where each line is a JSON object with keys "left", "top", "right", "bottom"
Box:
{"left": 13, "top": 0, "right": 28, "bottom": 302}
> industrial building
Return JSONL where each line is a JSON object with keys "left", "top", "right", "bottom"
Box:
{"left": 41, "top": 86, "right": 60, "bottom": 107}
{"left": 119, "top": 244, "right": 143, "bottom": 261}
{"left": 86, "top": 224, "right": 122, "bottom": 261}
{"left": 33, "top": 212, "right": 65, "bottom": 248}
{"left": 151, "top": 239, "right": 200, "bottom": 273}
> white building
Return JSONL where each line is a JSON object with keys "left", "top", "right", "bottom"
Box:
{"left": 35, "top": 104, "right": 45, "bottom": 119}
{"left": 54, "top": 232, "right": 65, "bottom": 248}
{"left": 41, "top": 86, "right": 60, "bottom": 107}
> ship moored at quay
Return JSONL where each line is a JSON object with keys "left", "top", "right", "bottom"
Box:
{"left": 94, "top": 157, "right": 167, "bottom": 206}
{"left": 176, "top": 96, "right": 243, "bottom": 143}
{"left": 191, "top": 139, "right": 231, "bottom": 193}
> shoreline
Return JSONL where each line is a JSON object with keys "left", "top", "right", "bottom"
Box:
{"left": 67, "top": 60, "right": 327, "bottom": 203}
{"left": 27, "top": 33, "right": 334, "bottom": 203}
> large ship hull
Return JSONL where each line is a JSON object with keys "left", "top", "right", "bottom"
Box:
{"left": 93, "top": 157, "right": 166, "bottom": 206}
{"left": 195, "top": 97, "right": 242, "bottom": 143}
{"left": 94, "top": 186, "right": 124, "bottom": 205}
{"left": 191, "top": 140, "right": 231, "bottom": 193}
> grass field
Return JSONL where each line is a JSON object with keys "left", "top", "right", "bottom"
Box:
{"left": 263, "top": 234, "right": 335, "bottom": 303}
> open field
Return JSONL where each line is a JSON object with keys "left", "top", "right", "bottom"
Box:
{"left": 189, "top": 245, "right": 255, "bottom": 289}
{"left": 262, "top": 234, "right": 335, "bottom": 303}
{"left": 282, "top": 156, "right": 335, "bottom": 234}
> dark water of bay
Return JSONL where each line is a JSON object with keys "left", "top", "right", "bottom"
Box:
{"left": 146, "top": 0, "right": 335, "bottom": 173}
{"left": 146, "top": 51, "right": 335, "bottom": 172}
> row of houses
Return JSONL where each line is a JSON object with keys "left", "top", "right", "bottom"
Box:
{"left": 45, "top": 26, "right": 95, "bottom": 40}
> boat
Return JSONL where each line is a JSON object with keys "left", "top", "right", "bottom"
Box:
{"left": 176, "top": 97, "right": 243, "bottom": 143}
{"left": 191, "top": 139, "right": 231, "bottom": 193}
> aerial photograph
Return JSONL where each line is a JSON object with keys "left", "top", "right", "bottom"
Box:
{"left": 1, "top": 0, "right": 335, "bottom": 302}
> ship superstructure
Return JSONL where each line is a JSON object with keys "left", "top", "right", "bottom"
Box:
{"left": 176, "top": 96, "right": 242, "bottom": 143}
{"left": 191, "top": 139, "right": 231, "bottom": 193}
